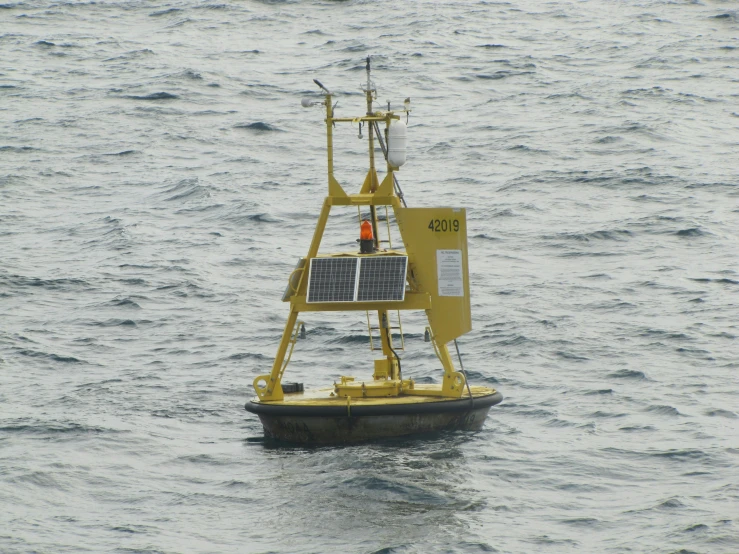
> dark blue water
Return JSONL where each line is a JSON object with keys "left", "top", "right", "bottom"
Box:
{"left": 1, "top": 1, "right": 738, "bottom": 552}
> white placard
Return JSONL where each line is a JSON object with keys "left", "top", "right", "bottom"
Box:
{"left": 437, "top": 249, "right": 464, "bottom": 297}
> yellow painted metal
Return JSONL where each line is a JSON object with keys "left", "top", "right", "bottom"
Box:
{"left": 335, "top": 379, "right": 401, "bottom": 398}
{"left": 332, "top": 115, "right": 389, "bottom": 123}
{"left": 329, "top": 175, "right": 348, "bottom": 198}
{"left": 359, "top": 168, "right": 379, "bottom": 195}
{"left": 384, "top": 206, "right": 392, "bottom": 249}
{"left": 374, "top": 171, "right": 395, "bottom": 198}
{"left": 281, "top": 258, "right": 306, "bottom": 302}
{"left": 395, "top": 310, "right": 405, "bottom": 350}
{"left": 253, "top": 310, "right": 302, "bottom": 401}
{"left": 305, "top": 198, "right": 332, "bottom": 262}
{"left": 324, "top": 94, "right": 338, "bottom": 195}
{"left": 438, "top": 341, "right": 466, "bottom": 398}
{"left": 289, "top": 292, "right": 431, "bottom": 312}
{"left": 400, "top": 386, "right": 448, "bottom": 397}
{"left": 377, "top": 308, "right": 392, "bottom": 359}
{"left": 373, "top": 359, "right": 391, "bottom": 379}
{"left": 329, "top": 194, "right": 399, "bottom": 207}
{"left": 426, "top": 326, "right": 443, "bottom": 365}
{"left": 334, "top": 377, "right": 417, "bottom": 398}
{"left": 395, "top": 207, "right": 472, "bottom": 344}
{"left": 366, "top": 311, "right": 376, "bottom": 351}
{"left": 365, "top": 83, "right": 377, "bottom": 186}
{"left": 254, "top": 71, "right": 477, "bottom": 404}
{"left": 321, "top": 249, "right": 408, "bottom": 258}
{"left": 249, "top": 385, "right": 497, "bottom": 408}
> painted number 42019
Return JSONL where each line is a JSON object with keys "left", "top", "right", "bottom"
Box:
{"left": 428, "top": 219, "right": 460, "bottom": 232}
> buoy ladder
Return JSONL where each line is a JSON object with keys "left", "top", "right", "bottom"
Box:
{"left": 366, "top": 310, "right": 405, "bottom": 352}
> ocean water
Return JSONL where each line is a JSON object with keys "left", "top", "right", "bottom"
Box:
{"left": 1, "top": 0, "right": 738, "bottom": 552}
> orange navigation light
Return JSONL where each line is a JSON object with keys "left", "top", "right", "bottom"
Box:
{"left": 360, "top": 218, "right": 374, "bottom": 240}
{"left": 359, "top": 218, "right": 375, "bottom": 254}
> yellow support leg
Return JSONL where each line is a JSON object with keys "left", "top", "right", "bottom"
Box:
{"left": 253, "top": 308, "right": 300, "bottom": 401}
{"left": 437, "top": 342, "right": 465, "bottom": 398}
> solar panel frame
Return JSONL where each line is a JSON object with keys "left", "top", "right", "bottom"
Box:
{"left": 306, "top": 256, "right": 408, "bottom": 304}
{"left": 356, "top": 256, "right": 408, "bottom": 302}
{"left": 306, "top": 257, "right": 358, "bottom": 303}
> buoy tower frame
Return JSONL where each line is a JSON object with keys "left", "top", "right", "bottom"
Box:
{"left": 252, "top": 58, "right": 476, "bottom": 404}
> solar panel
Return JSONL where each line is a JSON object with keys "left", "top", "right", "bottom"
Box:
{"left": 307, "top": 257, "right": 358, "bottom": 303}
{"left": 306, "top": 256, "right": 408, "bottom": 303}
{"left": 357, "top": 256, "right": 407, "bottom": 302}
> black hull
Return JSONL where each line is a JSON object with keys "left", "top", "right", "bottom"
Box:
{"left": 246, "top": 391, "right": 502, "bottom": 444}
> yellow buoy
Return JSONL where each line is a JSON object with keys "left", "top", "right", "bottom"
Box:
{"left": 245, "top": 57, "right": 502, "bottom": 444}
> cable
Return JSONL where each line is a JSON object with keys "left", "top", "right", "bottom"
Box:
{"left": 372, "top": 121, "right": 408, "bottom": 207}
{"left": 382, "top": 313, "right": 402, "bottom": 381}
{"left": 454, "top": 339, "right": 474, "bottom": 403}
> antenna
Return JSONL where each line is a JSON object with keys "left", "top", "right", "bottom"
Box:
{"left": 313, "top": 79, "right": 331, "bottom": 94}
{"left": 363, "top": 56, "right": 375, "bottom": 98}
